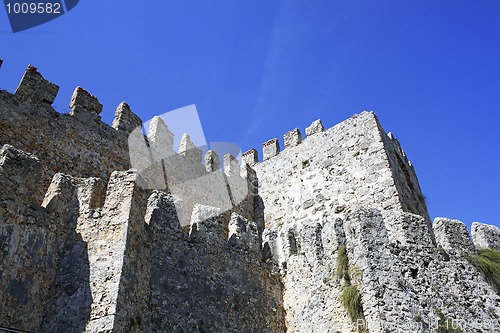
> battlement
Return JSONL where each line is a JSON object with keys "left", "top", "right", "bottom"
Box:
{"left": 112, "top": 102, "right": 143, "bottom": 133}
{"left": 471, "top": 222, "right": 500, "bottom": 250}
{"left": 433, "top": 217, "right": 475, "bottom": 254}
{"left": 1, "top": 60, "right": 500, "bottom": 333}
{"left": 15, "top": 64, "right": 59, "bottom": 104}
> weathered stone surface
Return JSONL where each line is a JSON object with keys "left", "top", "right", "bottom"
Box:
{"left": 433, "top": 217, "right": 475, "bottom": 254}
{"left": 284, "top": 128, "right": 302, "bottom": 148}
{"left": 147, "top": 116, "right": 174, "bottom": 159}
{"left": 0, "top": 87, "right": 131, "bottom": 197}
{"left": 223, "top": 153, "right": 240, "bottom": 176}
{"left": 179, "top": 133, "right": 202, "bottom": 162}
{"left": 204, "top": 150, "right": 220, "bottom": 172}
{"left": 0, "top": 144, "right": 42, "bottom": 204}
{"left": 242, "top": 148, "right": 258, "bottom": 166}
{"left": 263, "top": 138, "right": 280, "bottom": 161}
{"left": 112, "top": 102, "right": 142, "bottom": 133}
{"left": 15, "top": 65, "right": 59, "bottom": 104}
{"left": 305, "top": 119, "right": 324, "bottom": 136}
{"left": 228, "top": 212, "right": 259, "bottom": 250}
{"left": 147, "top": 192, "right": 286, "bottom": 332}
{"left": 70, "top": 86, "right": 103, "bottom": 114}
{"left": 472, "top": 221, "right": 500, "bottom": 250}
{"left": 0, "top": 64, "right": 499, "bottom": 333}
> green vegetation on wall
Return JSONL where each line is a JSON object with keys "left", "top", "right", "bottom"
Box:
{"left": 464, "top": 248, "right": 500, "bottom": 292}
{"left": 336, "top": 245, "right": 364, "bottom": 324}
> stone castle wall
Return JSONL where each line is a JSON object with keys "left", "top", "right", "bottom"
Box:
{"left": 0, "top": 61, "right": 499, "bottom": 332}
{"left": 0, "top": 144, "right": 285, "bottom": 332}
{"left": 248, "top": 111, "right": 498, "bottom": 331}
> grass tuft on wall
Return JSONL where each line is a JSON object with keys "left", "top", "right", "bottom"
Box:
{"left": 464, "top": 248, "right": 500, "bottom": 292}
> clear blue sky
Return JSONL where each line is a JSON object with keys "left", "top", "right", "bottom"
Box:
{"left": 1, "top": 1, "right": 499, "bottom": 229}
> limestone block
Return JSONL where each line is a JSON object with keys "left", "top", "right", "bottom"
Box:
{"left": 284, "top": 128, "right": 302, "bottom": 148}
{"left": 112, "top": 102, "right": 143, "bottom": 133}
{"left": 472, "top": 222, "right": 500, "bottom": 250}
{"left": 305, "top": 119, "right": 324, "bottom": 136}
{"left": 69, "top": 86, "right": 103, "bottom": 114}
{"left": 15, "top": 65, "right": 59, "bottom": 104}
{"left": 191, "top": 204, "right": 221, "bottom": 224}
{"left": 42, "top": 173, "right": 80, "bottom": 229}
{"left": 76, "top": 177, "right": 106, "bottom": 211}
{"left": 145, "top": 190, "right": 181, "bottom": 231}
{"left": 228, "top": 213, "right": 259, "bottom": 250}
{"left": 147, "top": 115, "right": 174, "bottom": 161}
{"left": 262, "top": 229, "right": 279, "bottom": 263}
{"left": 433, "top": 217, "right": 475, "bottom": 254}
{"left": 0, "top": 144, "right": 42, "bottom": 203}
{"left": 189, "top": 204, "right": 224, "bottom": 243}
{"left": 263, "top": 138, "right": 280, "bottom": 161}
{"left": 223, "top": 154, "right": 240, "bottom": 176}
{"left": 204, "top": 150, "right": 220, "bottom": 172}
{"left": 179, "top": 133, "right": 202, "bottom": 163}
{"left": 385, "top": 212, "right": 435, "bottom": 249}
{"left": 242, "top": 148, "right": 258, "bottom": 166}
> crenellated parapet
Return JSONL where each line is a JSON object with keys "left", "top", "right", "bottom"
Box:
{"left": 2, "top": 59, "right": 500, "bottom": 333}
{"left": 15, "top": 65, "right": 59, "bottom": 105}
{"left": 125, "top": 115, "right": 256, "bottom": 226}
{"left": 243, "top": 118, "right": 325, "bottom": 165}
{"left": 0, "top": 63, "right": 146, "bottom": 194}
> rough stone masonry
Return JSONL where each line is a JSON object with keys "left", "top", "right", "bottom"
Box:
{"left": 0, "top": 62, "right": 499, "bottom": 332}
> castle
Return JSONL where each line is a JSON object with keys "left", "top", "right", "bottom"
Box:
{"left": 0, "top": 63, "right": 499, "bottom": 332}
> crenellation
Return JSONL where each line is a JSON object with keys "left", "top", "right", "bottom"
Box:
{"left": 1, "top": 62, "right": 499, "bottom": 333}
{"left": 70, "top": 86, "right": 103, "bottom": 114}
{"left": 263, "top": 138, "right": 280, "bottom": 161}
{"left": 223, "top": 153, "right": 240, "bottom": 176}
{"left": 179, "top": 133, "right": 202, "bottom": 163}
{"left": 86, "top": 169, "right": 151, "bottom": 332}
{"left": 242, "top": 148, "right": 258, "bottom": 166}
{"left": 471, "top": 222, "right": 500, "bottom": 250}
{"left": 112, "top": 102, "right": 142, "bottom": 133}
{"left": 15, "top": 65, "right": 59, "bottom": 104}
{"left": 147, "top": 116, "right": 174, "bottom": 160}
{"left": 433, "top": 217, "right": 475, "bottom": 254}
{"left": 305, "top": 119, "right": 324, "bottom": 137}
{"left": 204, "top": 150, "right": 220, "bottom": 172}
{"left": 283, "top": 128, "right": 302, "bottom": 148}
